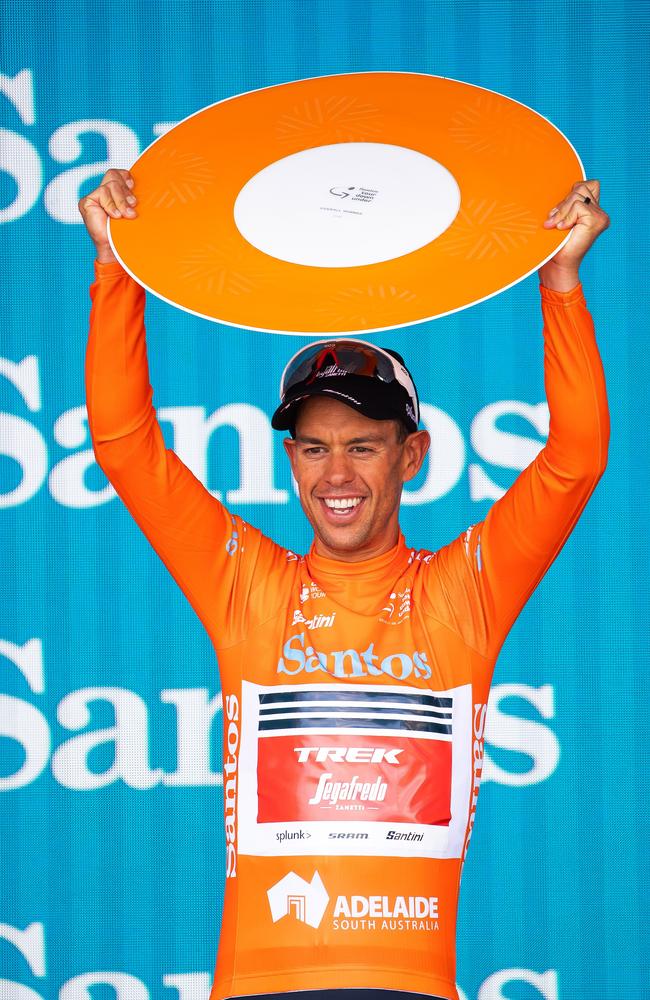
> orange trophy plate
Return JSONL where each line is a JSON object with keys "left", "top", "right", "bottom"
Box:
{"left": 108, "top": 72, "right": 583, "bottom": 335}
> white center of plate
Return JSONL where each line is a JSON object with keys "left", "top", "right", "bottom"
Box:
{"left": 233, "top": 142, "right": 460, "bottom": 268}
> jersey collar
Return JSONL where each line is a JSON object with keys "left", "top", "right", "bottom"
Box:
{"left": 305, "top": 533, "right": 412, "bottom": 615}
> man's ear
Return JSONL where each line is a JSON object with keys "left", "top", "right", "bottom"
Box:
{"left": 402, "top": 429, "right": 430, "bottom": 483}
{"left": 283, "top": 436, "right": 298, "bottom": 477}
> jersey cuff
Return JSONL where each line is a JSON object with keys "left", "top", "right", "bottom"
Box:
{"left": 94, "top": 259, "right": 128, "bottom": 278}
{"left": 539, "top": 280, "right": 585, "bottom": 305}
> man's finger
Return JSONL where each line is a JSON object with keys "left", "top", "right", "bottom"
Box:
{"left": 99, "top": 168, "right": 135, "bottom": 196}
{"left": 105, "top": 167, "right": 132, "bottom": 181}
{"left": 545, "top": 179, "right": 601, "bottom": 223}
{"left": 556, "top": 199, "right": 594, "bottom": 229}
{"left": 544, "top": 191, "right": 592, "bottom": 227}
{"left": 573, "top": 178, "right": 600, "bottom": 203}
{"left": 572, "top": 182, "right": 599, "bottom": 206}
{"left": 105, "top": 179, "right": 137, "bottom": 216}
{"left": 545, "top": 193, "right": 582, "bottom": 222}
{"left": 100, "top": 192, "right": 123, "bottom": 218}
{"left": 116, "top": 168, "right": 135, "bottom": 188}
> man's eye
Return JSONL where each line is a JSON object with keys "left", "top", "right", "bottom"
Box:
{"left": 304, "top": 447, "right": 324, "bottom": 455}
{"left": 351, "top": 446, "right": 372, "bottom": 453}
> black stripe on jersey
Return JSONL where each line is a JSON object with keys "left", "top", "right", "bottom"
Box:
{"left": 258, "top": 706, "right": 451, "bottom": 721}
{"left": 227, "top": 991, "right": 448, "bottom": 1000}
{"left": 258, "top": 716, "right": 452, "bottom": 735}
{"left": 227, "top": 992, "right": 448, "bottom": 1000}
{"left": 259, "top": 690, "right": 453, "bottom": 709}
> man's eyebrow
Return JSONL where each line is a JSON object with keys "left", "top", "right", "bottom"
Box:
{"left": 346, "top": 435, "right": 386, "bottom": 444}
{"left": 295, "top": 434, "right": 386, "bottom": 445}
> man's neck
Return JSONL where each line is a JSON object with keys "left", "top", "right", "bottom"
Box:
{"left": 312, "top": 526, "right": 402, "bottom": 564}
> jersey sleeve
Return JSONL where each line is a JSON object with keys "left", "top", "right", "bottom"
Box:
{"left": 84, "top": 259, "right": 288, "bottom": 647}
{"left": 422, "top": 280, "right": 609, "bottom": 664}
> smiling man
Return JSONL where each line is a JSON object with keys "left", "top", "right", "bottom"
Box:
{"left": 80, "top": 171, "right": 609, "bottom": 1000}
{"left": 276, "top": 341, "right": 430, "bottom": 560}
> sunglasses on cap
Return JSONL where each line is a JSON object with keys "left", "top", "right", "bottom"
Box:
{"left": 278, "top": 338, "right": 420, "bottom": 425}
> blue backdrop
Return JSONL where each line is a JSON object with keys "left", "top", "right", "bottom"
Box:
{"left": 1, "top": 2, "right": 648, "bottom": 998}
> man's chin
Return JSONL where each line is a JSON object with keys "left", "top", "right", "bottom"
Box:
{"left": 300, "top": 500, "right": 379, "bottom": 559}
{"left": 309, "top": 515, "right": 373, "bottom": 558}
{"left": 315, "top": 523, "right": 368, "bottom": 553}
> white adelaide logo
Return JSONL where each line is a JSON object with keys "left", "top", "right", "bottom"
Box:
{"left": 267, "top": 871, "right": 329, "bottom": 929}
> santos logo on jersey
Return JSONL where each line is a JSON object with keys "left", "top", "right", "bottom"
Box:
{"left": 277, "top": 633, "right": 432, "bottom": 680}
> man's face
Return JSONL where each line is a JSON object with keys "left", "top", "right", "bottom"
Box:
{"left": 283, "top": 396, "right": 430, "bottom": 562}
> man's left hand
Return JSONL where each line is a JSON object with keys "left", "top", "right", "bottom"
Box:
{"left": 539, "top": 179, "right": 610, "bottom": 288}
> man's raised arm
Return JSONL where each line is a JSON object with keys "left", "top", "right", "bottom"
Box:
{"left": 79, "top": 170, "right": 279, "bottom": 641}
{"left": 472, "top": 180, "right": 610, "bottom": 654}
{"left": 428, "top": 181, "right": 611, "bottom": 662}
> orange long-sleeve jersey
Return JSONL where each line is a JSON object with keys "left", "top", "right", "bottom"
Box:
{"left": 85, "top": 260, "right": 609, "bottom": 1000}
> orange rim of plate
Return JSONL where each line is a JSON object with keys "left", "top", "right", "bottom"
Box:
{"left": 108, "top": 71, "right": 583, "bottom": 335}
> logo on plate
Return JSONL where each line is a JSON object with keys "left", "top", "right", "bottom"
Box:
{"left": 329, "top": 185, "right": 379, "bottom": 204}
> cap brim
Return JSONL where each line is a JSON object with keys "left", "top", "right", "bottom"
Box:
{"left": 271, "top": 385, "right": 364, "bottom": 431}
{"left": 271, "top": 377, "right": 418, "bottom": 434}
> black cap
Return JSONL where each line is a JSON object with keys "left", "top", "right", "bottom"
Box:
{"left": 271, "top": 345, "right": 419, "bottom": 437}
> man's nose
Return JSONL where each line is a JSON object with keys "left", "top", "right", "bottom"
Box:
{"left": 324, "top": 450, "right": 355, "bottom": 486}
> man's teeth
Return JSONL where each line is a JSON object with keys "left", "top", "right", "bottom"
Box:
{"left": 324, "top": 497, "right": 362, "bottom": 509}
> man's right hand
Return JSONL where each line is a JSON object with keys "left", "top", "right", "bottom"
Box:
{"left": 78, "top": 169, "right": 138, "bottom": 264}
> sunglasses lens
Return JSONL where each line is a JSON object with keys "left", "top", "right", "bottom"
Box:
{"left": 282, "top": 341, "right": 396, "bottom": 396}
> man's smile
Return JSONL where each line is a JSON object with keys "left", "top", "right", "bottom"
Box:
{"left": 318, "top": 495, "right": 367, "bottom": 522}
